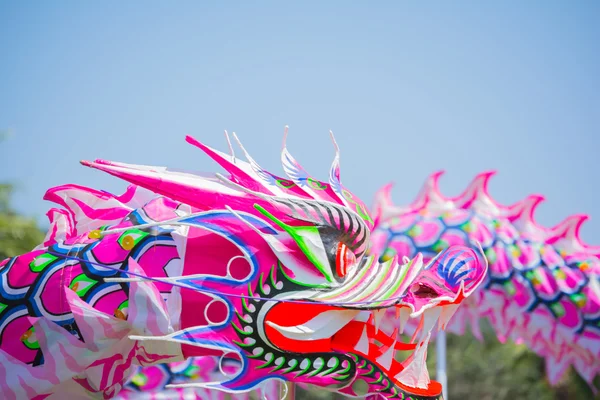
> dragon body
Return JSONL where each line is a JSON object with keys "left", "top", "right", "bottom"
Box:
{"left": 370, "top": 171, "right": 600, "bottom": 388}
{"left": 118, "top": 356, "right": 278, "bottom": 400}
{"left": 0, "top": 133, "right": 487, "bottom": 399}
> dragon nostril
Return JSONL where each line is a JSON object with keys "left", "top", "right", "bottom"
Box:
{"left": 411, "top": 283, "right": 439, "bottom": 298}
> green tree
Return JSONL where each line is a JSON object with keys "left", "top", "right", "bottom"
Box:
{"left": 427, "top": 320, "right": 598, "bottom": 400}
{"left": 0, "top": 183, "right": 45, "bottom": 260}
{"left": 0, "top": 133, "right": 45, "bottom": 259}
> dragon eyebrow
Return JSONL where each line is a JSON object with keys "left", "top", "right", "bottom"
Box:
{"left": 213, "top": 172, "right": 370, "bottom": 253}
{"left": 276, "top": 197, "right": 369, "bottom": 254}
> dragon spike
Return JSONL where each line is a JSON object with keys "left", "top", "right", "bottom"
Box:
{"left": 282, "top": 125, "right": 289, "bottom": 147}
{"left": 506, "top": 194, "right": 545, "bottom": 222}
{"left": 505, "top": 194, "right": 546, "bottom": 235}
{"left": 230, "top": 132, "right": 310, "bottom": 199}
{"left": 224, "top": 130, "right": 236, "bottom": 163}
{"left": 372, "top": 170, "right": 450, "bottom": 222}
{"left": 279, "top": 126, "right": 320, "bottom": 199}
{"left": 185, "top": 135, "right": 271, "bottom": 195}
{"left": 410, "top": 170, "right": 447, "bottom": 213}
{"left": 280, "top": 127, "right": 309, "bottom": 182}
{"left": 453, "top": 170, "right": 499, "bottom": 215}
{"left": 371, "top": 183, "right": 405, "bottom": 226}
{"left": 545, "top": 214, "right": 590, "bottom": 252}
{"left": 280, "top": 127, "right": 346, "bottom": 206}
{"left": 546, "top": 214, "right": 600, "bottom": 257}
{"left": 231, "top": 132, "right": 261, "bottom": 170}
{"left": 327, "top": 130, "right": 349, "bottom": 207}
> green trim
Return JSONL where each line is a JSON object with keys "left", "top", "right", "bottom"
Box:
{"left": 232, "top": 340, "right": 253, "bottom": 349}
{"left": 382, "top": 379, "right": 392, "bottom": 391}
{"left": 378, "top": 256, "right": 413, "bottom": 301}
{"left": 22, "top": 327, "right": 40, "bottom": 350}
{"left": 269, "top": 265, "right": 278, "bottom": 288}
{"left": 283, "top": 359, "right": 299, "bottom": 373}
{"left": 271, "top": 357, "right": 288, "bottom": 372}
{"left": 338, "top": 361, "right": 352, "bottom": 374}
{"left": 333, "top": 374, "right": 351, "bottom": 382}
{"left": 231, "top": 323, "right": 251, "bottom": 337}
{"left": 117, "top": 228, "right": 148, "bottom": 250}
{"left": 254, "top": 204, "right": 334, "bottom": 283}
{"left": 258, "top": 273, "right": 267, "bottom": 296}
{"left": 247, "top": 347, "right": 265, "bottom": 359}
{"left": 234, "top": 310, "right": 247, "bottom": 326}
{"left": 322, "top": 357, "right": 340, "bottom": 376}
{"left": 296, "top": 359, "right": 313, "bottom": 376}
{"left": 69, "top": 274, "right": 98, "bottom": 297}
{"left": 307, "top": 177, "right": 328, "bottom": 190}
{"left": 241, "top": 295, "right": 253, "bottom": 314}
{"left": 278, "top": 261, "right": 330, "bottom": 289}
{"left": 256, "top": 355, "right": 276, "bottom": 370}
{"left": 308, "top": 357, "right": 326, "bottom": 377}
{"left": 276, "top": 179, "right": 296, "bottom": 189}
{"left": 29, "top": 253, "right": 58, "bottom": 273}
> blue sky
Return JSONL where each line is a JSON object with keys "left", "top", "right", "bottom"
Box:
{"left": 1, "top": 2, "right": 599, "bottom": 243}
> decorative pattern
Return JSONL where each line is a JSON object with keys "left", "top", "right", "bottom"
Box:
{"left": 0, "top": 185, "right": 186, "bottom": 399}
{"left": 119, "top": 356, "right": 279, "bottom": 400}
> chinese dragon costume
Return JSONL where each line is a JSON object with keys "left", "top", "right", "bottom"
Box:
{"left": 0, "top": 131, "right": 488, "bottom": 399}
{"left": 371, "top": 171, "right": 600, "bottom": 390}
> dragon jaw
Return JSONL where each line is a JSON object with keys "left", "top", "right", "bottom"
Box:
{"left": 224, "top": 245, "right": 486, "bottom": 399}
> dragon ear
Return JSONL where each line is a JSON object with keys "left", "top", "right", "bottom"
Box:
{"left": 254, "top": 204, "right": 335, "bottom": 284}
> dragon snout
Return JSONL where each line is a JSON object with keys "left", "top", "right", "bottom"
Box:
{"left": 440, "top": 243, "right": 487, "bottom": 295}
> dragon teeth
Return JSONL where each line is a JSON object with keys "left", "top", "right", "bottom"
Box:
{"left": 438, "top": 303, "right": 460, "bottom": 331}
{"left": 354, "top": 326, "right": 370, "bottom": 355}
{"left": 376, "top": 340, "right": 396, "bottom": 371}
{"left": 396, "top": 307, "right": 410, "bottom": 335}
{"left": 372, "top": 309, "right": 386, "bottom": 334}
{"left": 408, "top": 307, "right": 442, "bottom": 344}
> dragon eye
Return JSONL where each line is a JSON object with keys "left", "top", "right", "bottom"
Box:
{"left": 335, "top": 242, "right": 356, "bottom": 278}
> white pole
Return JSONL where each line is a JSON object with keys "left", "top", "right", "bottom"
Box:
{"left": 436, "top": 330, "right": 448, "bottom": 400}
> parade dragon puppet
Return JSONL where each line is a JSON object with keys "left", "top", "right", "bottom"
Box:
{"left": 0, "top": 131, "right": 488, "bottom": 400}
{"left": 125, "top": 169, "right": 600, "bottom": 398}
{"left": 371, "top": 172, "right": 600, "bottom": 390}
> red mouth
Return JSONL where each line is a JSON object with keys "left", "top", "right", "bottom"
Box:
{"left": 264, "top": 300, "right": 444, "bottom": 397}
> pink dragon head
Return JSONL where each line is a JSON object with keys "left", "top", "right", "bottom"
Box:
{"left": 75, "top": 131, "right": 489, "bottom": 399}
{"left": 0, "top": 130, "right": 487, "bottom": 399}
